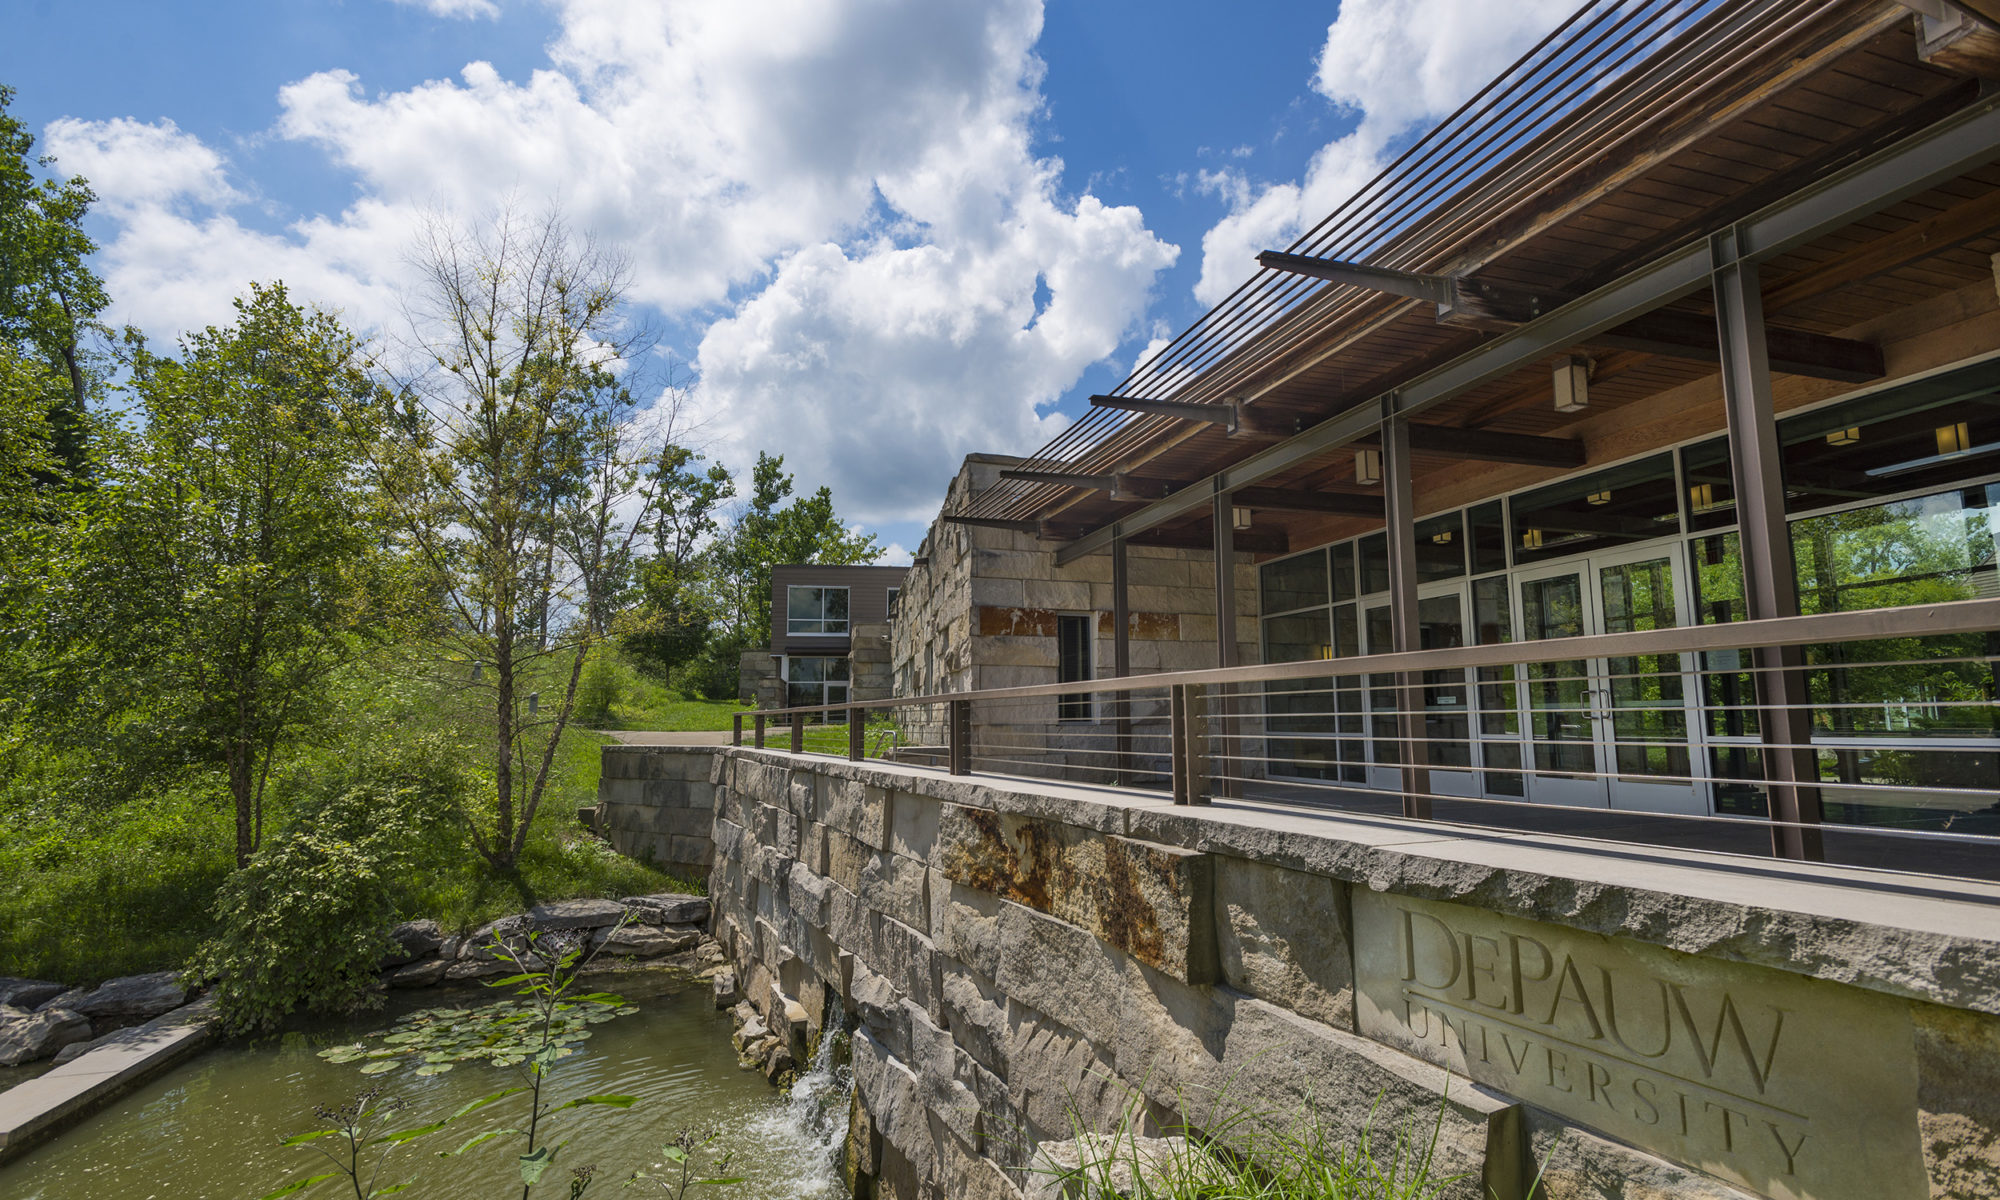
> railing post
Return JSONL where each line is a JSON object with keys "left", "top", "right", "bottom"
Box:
{"left": 1714, "top": 238, "right": 1824, "bottom": 861}
{"left": 1171, "top": 683, "right": 1211, "bottom": 805}
{"left": 790, "top": 712, "right": 805, "bottom": 754}
{"left": 753, "top": 712, "right": 766, "bottom": 749}
{"left": 948, "top": 697, "right": 972, "bottom": 775}
{"left": 732, "top": 713, "right": 742, "bottom": 747}
{"left": 848, "top": 706, "right": 865, "bottom": 761}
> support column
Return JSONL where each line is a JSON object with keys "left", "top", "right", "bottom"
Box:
{"left": 1112, "top": 536, "right": 1133, "bottom": 785}
{"left": 1713, "top": 236, "right": 1824, "bottom": 860}
{"left": 1212, "top": 491, "right": 1240, "bottom": 797}
{"left": 1382, "top": 403, "right": 1432, "bottom": 819}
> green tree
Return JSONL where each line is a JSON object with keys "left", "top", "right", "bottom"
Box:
{"left": 0, "top": 84, "right": 108, "bottom": 476}
{"left": 623, "top": 442, "right": 733, "bottom": 678}
{"left": 716, "top": 451, "right": 880, "bottom": 638}
{"left": 30, "top": 283, "right": 394, "bottom": 865}
{"left": 369, "top": 206, "right": 668, "bottom": 871}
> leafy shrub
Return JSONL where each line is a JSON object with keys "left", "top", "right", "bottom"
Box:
{"left": 188, "top": 783, "right": 419, "bottom": 1033}
{"left": 673, "top": 635, "right": 747, "bottom": 702}
{"left": 575, "top": 650, "right": 623, "bottom": 728}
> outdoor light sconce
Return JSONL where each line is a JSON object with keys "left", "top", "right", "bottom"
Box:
{"left": 1431, "top": 529, "right": 1453, "bottom": 544}
{"left": 1521, "top": 529, "right": 1545, "bottom": 550}
{"left": 1355, "top": 448, "right": 1383, "bottom": 486}
{"left": 1586, "top": 489, "right": 1611, "bottom": 506}
{"left": 1826, "top": 427, "right": 1862, "bottom": 446}
{"left": 1689, "top": 482, "right": 1718, "bottom": 512}
{"left": 1232, "top": 506, "right": 1253, "bottom": 531}
{"left": 1937, "top": 421, "right": 1972, "bottom": 456}
{"left": 1552, "top": 354, "right": 1590, "bottom": 413}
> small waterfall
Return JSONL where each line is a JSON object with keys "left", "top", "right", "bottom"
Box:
{"left": 741, "top": 999, "right": 853, "bottom": 1196}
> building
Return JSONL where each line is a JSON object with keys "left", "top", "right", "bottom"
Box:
{"left": 887, "top": 0, "right": 2000, "bottom": 872}
{"left": 739, "top": 563, "right": 908, "bottom": 710}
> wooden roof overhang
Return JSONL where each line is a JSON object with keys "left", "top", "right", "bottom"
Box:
{"left": 957, "top": 0, "right": 2000, "bottom": 565}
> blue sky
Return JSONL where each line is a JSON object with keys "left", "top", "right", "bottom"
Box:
{"left": 0, "top": 0, "right": 1572, "bottom": 559}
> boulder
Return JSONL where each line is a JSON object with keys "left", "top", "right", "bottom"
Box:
{"left": 0, "top": 1006, "right": 91, "bottom": 1067}
{"left": 762, "top": 1044, "right": 795, "bottom": 1083}
{"left": 385, "top": 958, "right": 452, "bottom": 989}
{"left": 622, "top": 893, "right": 711, "bottom": 926}
{"left": 1027, "top": 1135, "right": 1192, "bottom": 1200}
{"left": 39, "top": 971, "right": 186, "bottom": 1022}
{"left": 382, "top": 920, "right": 445, "bottom": 967}
{"left": 523, "top": 899, "right": 629, "bottom": 930}
{"left": 442, "top": 959, "right": 515, "bottom": 983}
{"left": 712, "top": 969, "right": 741, "bottom": 1010}
{"left": 50, "top": 1036, "right": 96, "bottom": 1066}
{"left": 0, "top": 977, "right": 67, "bottom": 1010}
{"left": 590, "top": 924, "right": 699, "bottom": 958}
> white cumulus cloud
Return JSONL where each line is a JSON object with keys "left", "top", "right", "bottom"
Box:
{"left": 390, "top": 0, "right": 501, "bottom": 19}
{"left": 42, "top": 0, "right": 1177, "bottom": 528}
{"left": 1193, "top": 0, "right": 1575, "bottom": 305}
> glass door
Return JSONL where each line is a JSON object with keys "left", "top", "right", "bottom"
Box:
{"left": 1515, "top": 564, "right": 1607, "bottom": 809}
{"left": 1593, "top": 546, "right": 1704, "bottom": 814}
{"left": 1362, "top": 587, "right": 1479, "bottom": 797}
{"left": 1514, "top": 549, "right": 1706, "bottom": 813}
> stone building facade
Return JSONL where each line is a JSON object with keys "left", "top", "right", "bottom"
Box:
{"left": 889, "top": 454, "right": 1258, "bottom": 774}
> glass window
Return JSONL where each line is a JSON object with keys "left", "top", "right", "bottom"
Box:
{"left": 1359, "top": 532, "right": 1389, "bottom": 595}
{"left": 785, "top": 656, "right": 851, "bottom": 710}
{"left": 887, "top": 586, "right": 900, "bottom": 618}
{"left": 1512, "top": 453, "right": 1680, "bottom": 564}
{"left": 787, "top": 586, "right": 850, "bottom": 635}
{"left": 1263, "top": 610, "right": 1333, "bottom": 663}
{"left": 1779, "top": 369, "right": 2000, "bottom": 513}
{"left": 1259, "top": 549, "right": 1329, "bottom": 615}
{"left": 1331, "top": 541, "right": 1358, "bottom": 604}
{"left": 1471, "top": 574, "right": 1522, "bottom": 795}
{"left": 1415, "top": 512, "right": 1465, "bottom": 583}
{"left": 1469, "top": 501, "right": 1508, "bottom": 575}
{"left": 1058, "top": 613, "right": 1093, "bottom": 720}
{"left": 1681, "top": 438, "right": 1736, "bottom": 533}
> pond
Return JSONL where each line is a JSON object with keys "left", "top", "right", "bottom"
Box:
{"left": 0, "top": 970, "right": 849, "bottom": 1199}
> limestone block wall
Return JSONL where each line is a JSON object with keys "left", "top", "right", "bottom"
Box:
{"left": 592, "top": 746, "right": 717, "bottom": 880}
{"left": 891, "top": 453, "right": 1261, "bottom": 775}
{"left": 686, "top": 744, "right": 2000, "bottom": 1200}
{"left": 852, "top": 622, "right": 894, "bottom": 702}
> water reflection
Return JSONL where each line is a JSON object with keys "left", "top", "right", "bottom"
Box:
{"left": 0, "top": 975, "right": 845, "bottom": 1200}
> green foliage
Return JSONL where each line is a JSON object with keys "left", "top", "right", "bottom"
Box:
{"left": 574, "top": 651, "right": 622, "bottom": 729}
{"left": 25, "top": 282, "right": 398, "bottom": 865}
{"left": 715, "top": 452, "right": 881, "bottom": 639}
{"left": 188, "top": 782, "right": 425, "bottom": 1034}
{"left": 622, "top": 443, "right": 732, "bottom": 679}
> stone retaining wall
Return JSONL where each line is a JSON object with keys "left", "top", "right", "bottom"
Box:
{"left": 594, "top": 745, "right": 717, "bottom": 879}
{"left": 632, "top": 744, "right": 2000, "bottom": 1200}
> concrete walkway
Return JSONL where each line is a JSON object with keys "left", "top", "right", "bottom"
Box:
{"left": 0, "top": 997, "right": 216, "bottom": 1162}
{"left": 600, "top": 729, "right": 732, "bottom": 746}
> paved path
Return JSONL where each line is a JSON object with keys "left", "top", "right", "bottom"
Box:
{"left": 0, "top": 998, "right": 216, "bottom": 1161}
{"left": 599, "top": 729, "right": 733, "bottom": 746}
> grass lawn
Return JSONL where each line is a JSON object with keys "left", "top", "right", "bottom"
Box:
{"left": 590, "top": 652, "right": 751, "bottom": 731}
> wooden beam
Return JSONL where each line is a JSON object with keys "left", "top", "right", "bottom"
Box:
{"left": 1764, "top": 185, "right": 2000, "bottom": 314}
{"left": 1091, "top": 394, "right": 1239, "bottom": 433}
{"left": 996, "top": 468, "right": 1179, "bottom": 500}
{"left": 1586, "top": 309, "right": 1884, "bottom": 382}
{"left": 1407, "top": 423, "right": 1585, "bottom": 469}
{"left": 1229, "top": 486, "right": 1384, "bottom": 517}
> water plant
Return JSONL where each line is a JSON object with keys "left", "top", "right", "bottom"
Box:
{"left": 266, "top": 922, "right": 652, "bottom": 1198}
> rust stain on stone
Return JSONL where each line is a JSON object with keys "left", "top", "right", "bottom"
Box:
{"left": 941, "top": 807, "right": 1059, "bottom": 913}
{"left": 1096, "top": 841, "right": 1170, "bottom": 971}
{"left": 1092, "top": 611, "right": 1183, "bottom": 640}
{"left": 976, "top": 606, "right": 1059, "bottom": 637}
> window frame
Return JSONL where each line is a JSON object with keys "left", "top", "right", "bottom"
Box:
{"left": 786, "top": 585, "right": 851, "bottom": 636}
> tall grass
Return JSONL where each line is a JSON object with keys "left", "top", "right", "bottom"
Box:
{"left": 1035, "top": 1074, "right": 1473, "bottom": 1200}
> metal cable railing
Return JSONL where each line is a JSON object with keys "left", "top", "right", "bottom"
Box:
{"left": 962, "top": 0, "right": 1898, "bottom": 526}
{"left": 734, "top": 596, "right": 2000, "bottom": 888}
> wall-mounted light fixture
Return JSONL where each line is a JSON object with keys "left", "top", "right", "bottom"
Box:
{"left": 1826, "top": 427, "right": 1862, "bottom": 446}
{"left": 1689, "top": 482, "right": 1717, "bottom": 512}
{"left": 1586, "top": 489, "right": 1611, "bottom": 506}
{"left": 1521, "top": 529, "right": 1544, "bottom": 550}
{"left": 1937, "top": 421, "right": 1972, "bottom": 456}
{"left": 1317, "top": 644, "right": 1334, "bottom": 661}
{"left": 1430, "top": 529, "right": 1454, "bottom": 545}
{"left": 1232, "top": 505, "right": 1253, "bottom": 531}
{"left": 1355, "top": 448, "right": 1383, "bottom": 486}
{"left": 1552, "top": 355, "right": 1590, "bottom": 414}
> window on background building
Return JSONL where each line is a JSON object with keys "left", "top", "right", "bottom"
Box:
{"left": 1057, "top": 614, "right": 1093, "bottom": 720}
{"left": 787, "top": 586, "right": 850, "bottom": 635}
{"left": 785, "top": 656, "right": 850, "bottom": 711}
{"left": 887, "top": 586, "right": 900, "bottom": 619}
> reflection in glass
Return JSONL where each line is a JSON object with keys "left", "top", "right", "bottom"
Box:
{"left": 1513, "top": 453, "right": 1680, "bottom": 565}
{"left": 1469, "top": 501, "right": 1508, "bottom": 576}
{"left": 1415, "top": 513, "right": 1466, "bottom": 583}
{"left": 1332, "top": 542, "right": 1358, "bottom": 604}
{"left": 1681, "top": 438, "right": 1736, "bottom": 532}
{"left": 1263, "top": 609, "right": 1339, "bottom": 780}
{"left": 1520, "top": 574, "right": 1594, "bottom": 777}
{"left": 1420, "top": 593, "right": 1470, "bottom": 769}
{"left": 1472, "top": 574, "right": 1522, "bottom": 795}
{"left": 1261, "top": 550, "right": 1330, "bottom": 615}
{"left": 1366, "top": 604, "right": 1399, "bottom": 766}
{"left": 1597, "top": 557, "right": 1690, "bottom": 780}
{"left": 1360, "top": 533, "right": 1389, "bottom": 596}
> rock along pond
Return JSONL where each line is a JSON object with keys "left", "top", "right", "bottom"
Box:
{"left": 0, "top": 970, "right": 848, "bottom": 1199}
